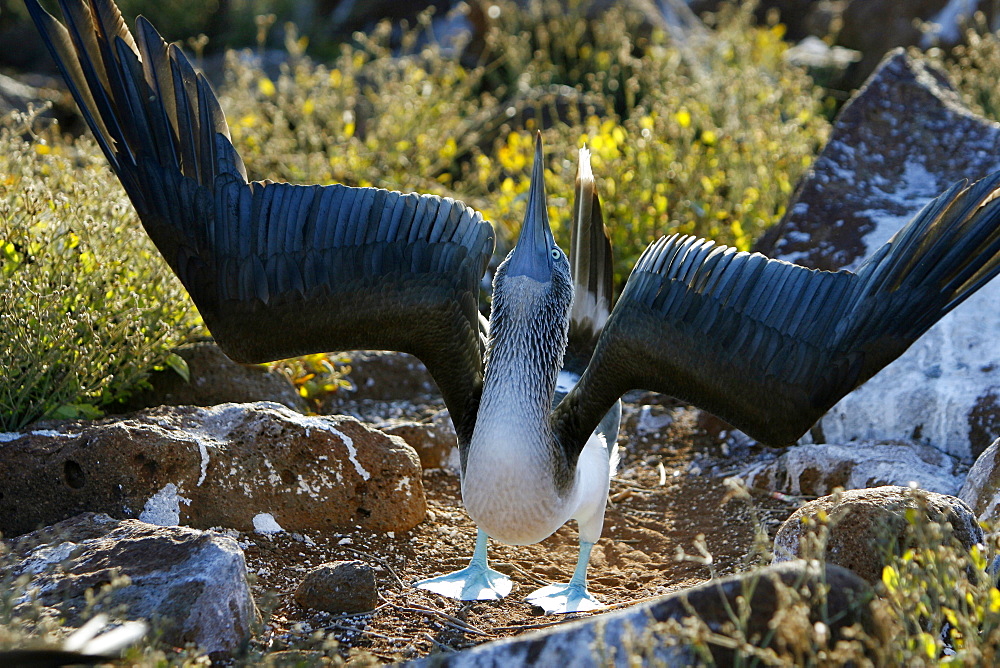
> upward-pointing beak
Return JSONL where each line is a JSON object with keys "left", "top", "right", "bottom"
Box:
{"left": 507, "top": 133, "right": 557, "bottom": 281}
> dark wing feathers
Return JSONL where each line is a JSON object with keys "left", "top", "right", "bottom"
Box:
{"left": 28, "top": 0, "right": 494, "bottom": 440}
{"left": 555, "top": 173, "right": 1000, "bottom": 453}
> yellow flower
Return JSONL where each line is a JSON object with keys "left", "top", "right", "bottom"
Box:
{"left": 257, "top": 77, "right": 276, "bottom": 97}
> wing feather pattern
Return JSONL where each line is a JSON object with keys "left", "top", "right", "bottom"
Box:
{"left": 28, "top": 0, "right": 495, "bottom": 441}
{"left": 554, "top": 173, "right": 1000, "bottom": 453}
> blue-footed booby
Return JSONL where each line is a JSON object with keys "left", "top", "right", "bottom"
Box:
{"left": 28, "top": 0, "right": 1000, "bottom": 615}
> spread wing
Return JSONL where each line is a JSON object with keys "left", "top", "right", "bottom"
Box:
{"left": 27, "top": 0, "right": 495, "bottom": 440}
{"left": 553, "top": 174, "right": 1000, "bottom": 451}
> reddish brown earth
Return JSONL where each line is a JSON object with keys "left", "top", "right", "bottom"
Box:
{"left": 238, "top": 398, "right": 799, "bottom": 663}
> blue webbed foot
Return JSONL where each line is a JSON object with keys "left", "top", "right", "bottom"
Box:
{"left": 525, "top": 581, "right": 603, "bottom": 614}
{"left": 525, "top": 539, "right": 602, "bottom": 614}
{"left": 412, "top": 529, "right": 513, "bottom": 601}
{"left": 413, "top": 563, "right": 513, "bottom": 601}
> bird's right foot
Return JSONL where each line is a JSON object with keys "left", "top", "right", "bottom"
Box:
{"left": 413, "top": 528, "right": 512, "bottom": 600}
{"left": 413, "top": 563, "right": 513, "bottom": 601}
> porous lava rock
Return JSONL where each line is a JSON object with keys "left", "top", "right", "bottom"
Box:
{"left": 0, "top": 402, "right": 425, "bottom": 537}
{"left": 377, "top": 410, "right": 459, "bottom": 470}
{"left": 334, "top": 351, "right": 439, "bottom": 404}
{"left": 409, "top": 561, "right": 878, "bottom": 667}
{"left": 294, "top": 560, "right": 379, "bottom": 614}
{"left": 773, "top": 486, "right": 983, "bottom": 583}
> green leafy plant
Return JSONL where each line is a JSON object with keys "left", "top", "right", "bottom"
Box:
{"left": 268, "top": 352, "right": 354, "bottom": 411}
{"left": 0, "top": 112, "right": 199, "bottom": 430}
{"left": 926, "top": 13, "right": 1000, "bottom": 123}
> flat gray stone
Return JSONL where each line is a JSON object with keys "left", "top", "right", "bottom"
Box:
{"left": 8, "top": 513, "right": 258, "bottom": 657}
{"left": 409, "top": 561, "right": 877, "bottom": 667}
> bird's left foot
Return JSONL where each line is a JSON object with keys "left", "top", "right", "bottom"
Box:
{"left": 525, "top": 582, "right": 603, "bottom": 614}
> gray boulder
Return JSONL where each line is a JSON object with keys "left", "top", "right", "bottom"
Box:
{"left": 743, "top": 440, "right": 966, "bottom": 497}
{"left": 757, "top": 50, "right": 1000, "bottom": 460}
{"left": 0, "top": 402, "right": 425, "bottom": 537}
{"left": 377, "top": 409, "right": 459, "bottom": 470}
{"left": 773, "top": 486, "right": 983, "bottom": 583}
{"left": 959, "top": 437, "right": 1000, "bottom": 525}
{"left": 333, "top": 351, "right": 439, "bottom": 404}
{"left": 409, "top": 561, "right": 877, "bottom": 666}
{"left": 8, "top": 513, "right": 258, "bottom": 657}
{"left": 115, "top": 340, "right": 307, "bottom": 413}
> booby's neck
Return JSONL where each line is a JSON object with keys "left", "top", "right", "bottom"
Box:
{"left": 461, "top": 264, "right": 577, "bottom": 544}
{"left": 481, "top": 272, "right": 569, "bottom": 436}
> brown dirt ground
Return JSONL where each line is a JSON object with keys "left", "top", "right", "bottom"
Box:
{"left": 240, "top": 396, "right": 800, "bottom": 664}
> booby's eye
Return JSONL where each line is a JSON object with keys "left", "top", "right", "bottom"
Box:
{"left": 550, "top": 248, "right": 561, "bottom": 259}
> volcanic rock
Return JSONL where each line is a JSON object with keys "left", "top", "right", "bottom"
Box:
{"left": 0, "top": 402, "right": 425, "bottom": 537}
{"left": 959, "top": 437, "right": 1000, "bottom": 524}
{"left": 409, "top": 560, "right": 878, "bottom": 666}
{"left": 743, "top": 441, "right": 965, "bottom": 497}
{"left": 115, "top": 340, "right": 307, "bottom": 413}
{"left": 334, "top": 351, "right": 439, "bottom": 404}
{"left": 773, "top": 486, "right": 983, "bottom": 583}
{"left": 294, "top": 560, "right": 379, "bottom": 614}
{"left": 377, "top": 410, "right": 458, "bottom": 470}
{"left": 8, "top": 512, "right": 258, "bottom": 657}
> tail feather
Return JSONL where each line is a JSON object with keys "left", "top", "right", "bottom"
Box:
{"left": 566, "top": 146, "right": 614, "bottom": 374}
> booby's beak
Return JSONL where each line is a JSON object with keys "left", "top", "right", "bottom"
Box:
{"left": 507, "top": 133, "right": 557, "bottom": 281}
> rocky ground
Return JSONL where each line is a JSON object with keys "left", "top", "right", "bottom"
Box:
{"left": 235, "top": 396, "right": 795, "bottom": 663}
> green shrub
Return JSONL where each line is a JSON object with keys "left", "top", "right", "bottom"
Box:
{"left": 0, "top": 114, "right": 198, "bottom": 431}
{"left": 926, "top": 14, "right": 1000, "bottom": 123}
{"left": 484, "top": 1, "right": 827, "bottom": 273}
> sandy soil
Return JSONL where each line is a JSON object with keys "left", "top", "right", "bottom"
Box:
{"left": 240, "top": 396, "right": 799, "bottom": 663}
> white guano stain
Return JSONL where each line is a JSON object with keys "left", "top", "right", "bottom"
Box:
{"left": 288, "top": 413, "right": 370, "bottom": 480}
{"left": 139, "top": 482, "right": 190, "bottom": 526}
{"left": 19, "top": 542, "right": 78, "bottom": 575}
{"left": 394, "top": 476, "right": 411, "bottom": 495}
{"left": 30, "top": 429, "right": 81, "bottom": 438}
{"left": 196, "top": 439, "right": 209, "bottom": 486}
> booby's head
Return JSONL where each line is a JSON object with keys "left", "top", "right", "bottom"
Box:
{"left": 503, "top": 134, "right": 571, "bottom": 286}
